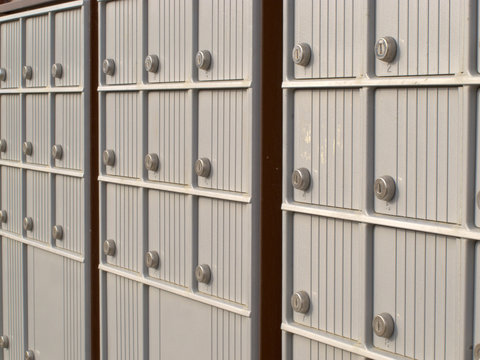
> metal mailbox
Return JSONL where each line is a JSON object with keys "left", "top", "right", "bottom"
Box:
{"left": 0, "top": 95, "right": 21, "bottom": 162}
{"left": 0, "top": 20, "right": 21, "bottom": 89}
{"left": 25, "top": 15, "right": 50, "bottom": 88}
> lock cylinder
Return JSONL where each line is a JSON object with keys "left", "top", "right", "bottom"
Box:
{"left": 372, "top": 313, "right": 395, "bottom": 338}
{"left": 145, "top": 153, "right": 159, "bottom": 171}
{"left": 0, "top": 68, "right": 6, "bottom": 81}
{"left": 375, "top": 37, "right": 397, "bottom": 63}
{"left": 292, "top": 168, "right": 311, "bottom": 191}
{"left": 145, "top": 55, "right": 159, "bottom": 73}
{"left": 103, "top": 239, "right": 116, "bottom": 256}
{"left": 25, "top": 350, "right": 35, "bottom": 360}
{"left": 23, "top": 217, "right": 33, "bottom": 231}
{"left": 103, "top": 59, "right": 115, "bottom": 76}
{"left": 196, "top": 50, "right": 212, "bottom": 70}
{"left": 103, "top": 149, "right": 115, "bottom": 166}
{"left": 374, "top": 175, "right": 396, "bottom": 201}
{"left": 23, "top": 65, "right": 32, "bottom": 80}
{"left": 52, "top": 225, "right": 63, "bottom": 240}
{"left": 52, "top": 144, "right": 63, "bottom": 160}
{"left": 291, "top": 291, "right": 310, "bottom": 314}
{"left": 145, "top": 251, "right": 159, "bottom": 269}
{"left": 0, "top": 210, "right": 7, "bottom": 223}
{"left": 195, "top": 264, "right": 211, "bottom": 284}
{"left": 0, "top": 139, "right": 6, "bottom": 153}
{"left": 52, "top": 63, "right": 63, "bottom": 79}
{"left": 292, "top": 43, "right": 311, "bottom": 66}
{"left": 195, "top": 158, "right": 211, "bottom": 178}
{"left": 23, "top": 141, "right": 33, "bottom": 156}
{"left": 0, "top": 335, "right": 9, "bottom": 349}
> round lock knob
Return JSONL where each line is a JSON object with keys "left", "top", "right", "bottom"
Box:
{"left": 103, "top": 149, "right": 115, "bottom": 166}
{"left": 196, "top": 50, "right": 212, "bottom": 70}
{"left": 145, "top": 153, "right": 159, "bottom": 171}
{"left": 292, "top": 43, "right": 311, "bottom": 66}
{"left": 23, "top": 217, "right": 33, "bottom": 231}
{"left": 0, "top": 68, "right": 6, "bottom": 82}
{"left": 51, "top": 63, "right": 63, "bottom": 79}
{"left": 103, "top": 239, "right": 116, "bottom": 256}
{"left": 102, "top": 58, "right": 115, "bottom": 76}
{"left": 0, "top": 210, "right": 7, "bottom": 223}
{"left": 372, "top": 313, "right": 395, "bottom": 338}
{"left": 145, "top": 251, "right": 159, "bottom": 269}
{"left": 22, "top": 65, "right": 32, "bottom": 80}
{"left": 291, "top": 291, "right": 310, "bottom": 314}
{"left": 51, "top": 144, "right": 63, "bottom": 160}
{"left": 52, "top": 225, "right": 63, "bottom": 240}
{"left": 375, "top": 36, "right": 397, "bottom": 63}
{"left": 25, "top": 350, "right": 35, "bottom": 360}
{"left": 0, "top": 139, "right": 7, "bottom": 153}
{"left": 292, "top": 168, "right": 311, "bottom": 191}
{"left": 23, "top": 141, "right": 33, "bottom": 156}
{"left": 474, "top": 343, "right": 480, "bottom": 360}
{"left": 195, "top": 264, "right": 211, "bottom": 284}
{"left": 374, "top": 175, "right": 396, "bottom": 201}
{"left": 144, "top": 55, "right": 159, "bottom": 73}
{"left": 0, "top": 335, "right": 9, "bottom": 349}
{"left": 195, "top": 158, "right": 211, "bottom": 178}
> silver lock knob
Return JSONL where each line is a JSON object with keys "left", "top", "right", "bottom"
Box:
{"left": 374, "top": 175, "right": 396, "bottom": 201}
{"left": 373, "top": 313, "right": 395, "bottom": 338}
{"left": 23, "top": 141, "right": 33, "bottom": 156}
{"left": 292, "top": 168, "right": 311, "bottom": 191}
{"left": 52, "top": 225, "right": 63, "bottom": 240}
{"left": 23, "top": 217, "right": 33, "bottom": 231}
{"left": 103, "top": 239, "right": 116, "bottom": 256}
{"left": 0, "top": 210, "right": 7, "bottom": 223}
{"left": 0, "top": 68, "right": 6, "bottom": 81}
{"left": 375, "top": 37, "right": 397, "bottom": 63}
{"left": 474, "top": 343, "right": 480, "bottom": 360}
{"left": 103, "top": 149, "right": 115, "bottom": 166}
{"left": 0, "top": 335, "right": 9, "bottom": 348}
{"left": 195, "top": 158, "right": 211, "bottom": 177}
{"left": 25, "top": 350, "right": 35, "bottom": 360}
{"left": 145, "top": 251, "right": 159, "bottom": 269}
{"left": 292, "top": 43, "right": 311, "bottom": 66}
{"left": 291, "top": 291, "right": 310, "bottom": 313}
{"left": 145, "top": 153, "right": 159, "bottom": 171}
{"left": 103, "top": 58, "right": 115, "bottom": 76}
{"left": 145, "top": 55, "right": 159, "bottom": 73}
{"left": 51, "top": 144, "right": 63, "bottom": 160}
{"left": 196, "top": 50, "right": 212, "bottom": 70}
{"left": 51, "top": 63, "right": 63, "bottom": 79}
{"left": 195, "top": 264, "right": 211, "bottom": 284}
{"left": 0, "top": 139, "right": 7, "bottom": 152}
{"left": 22, "top": 65, "right": 32, "bottom": 80}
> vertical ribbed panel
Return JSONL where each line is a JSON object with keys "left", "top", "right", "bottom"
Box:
{"left": 147, "top": 0, "right": 190, "bottom": 83}
{"left": 2, "top": 238, "right": 24, "bottom": 360}
{"left": 292, "top": 335, "right": 366, "bottom": 360}
{"left": 55, "top": 94, "right": 84, "bottom": 170}
{"left": 0, "top": 21, "right": 21, "bottom": 89}
{"left": 25, "top": 171, "right": 50, "bottom": 243}
{"left": 147, "top": 91, "right": 189, "bottom": 184}
{"left": 1, "top": 167, "right": 22, "bottom": 234}
{"left": 198, "top": 198, "right": 249, "bottom": 305}
{"left": 105, "top": 92, "right": 141, "bottom": 179}
{"left": 198, "top": 0, "right": 248, "bottom": 81}
{"left": 292, "top": 214, "right": 361, "bottom": 339}
{"left": 293, "top": 89, "right": 362, "bottom": 209}
{"left": 63, "top": 258, "right": 85, "bottom": 360}
{"left": 375, "top": 88, "right": 460, "bottom": 223}
{"left": 373, "top": 227, "right": 459, "bottom": 359}
{"left": 55, "top": 176, "right": 85, "bottom": 255}
{"left": 55, "top": 9, "right": 83, "bottom": 87}
{"left": 105, "top": 0, "right": 141, "bottom": 85}
{"left": 198, "top": 90, "right": 249, "bottom": 193}
{"left": 26, "top": 94, "right": 50, "bottom": 166}
{"left": 147, "top": 190, "right": 190, "bottom": 286}
{"left": 211, "top": 307, "right": 250, "bottom": 360}
{"left": 294, "top": 0, "right": 362, "bottom": 79}
{"left": 0, "top": 95, "right": 21, "bottom": 161}
{"left": 376, "top": 0, "right": 459, "bottom": 76}
{"left": 25, "top": 15, "right": 49, "bottom": 87}
{"left": 106, "top": 273, "right": 143, "bottom": 360}
{"left": 105, "top": 184, "right": 141, "bottom": 272}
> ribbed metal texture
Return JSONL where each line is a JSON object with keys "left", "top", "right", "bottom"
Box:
{"left": 293, "top": 89, "right": 361, "bottom": 209}
{"left": 293, "top": 0, "right": 362, "bottom": 79}
{"left": 105, "top": 184, "right": 141, "bottom": 272}
{"left": 147, "top": 91, "right": 190, "bottom": 184}
{"left": 25, "top": 170, "right": 51, "bottom": 243}
{"left": 0, "top": 95, "right": 21, "bottom": 161}
{"left": 55, "top": 93, "right": 85, "bottom": 170}
{"left": 0, "top": 20, "right": 21, "bottom": 89}
{"left": 198, "top": 90, "right": 249, "bottom": 193}
{"left": 198, "top": 0, "right": 248, "bottom": 81}
{"left": 1, "top": 238, "right": 24, "bottom": 360}
{"left": 26, "top": 94, "right": 50, "bottom": 166}
{"left": 292, "top": 335, "right": 366, "bottom": 360}
{"left": 1, "top": 167, "right": 22, "bottom": 234}
{"left": 25, "top": 15, "right": 50, "bottom": 87}
{"left": 54, "top": 8, "right": 83, "bottom": 87}
{"left": 375, "top": 87, "right": 460, "bottom": 223}
{"left": 211, "top": 307, "right": 250, "bottom": 360}
{"left": 147, "top": 190, "right": 191, "bottom": 286}
{"left": 105, "top": 92, "right": 141, "bottom": 178}
{"left": 198, "top": 198, "right": 249, "bottom": 305}
{"left": 55, "top": 176, "right": 85, "bottom": 255}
